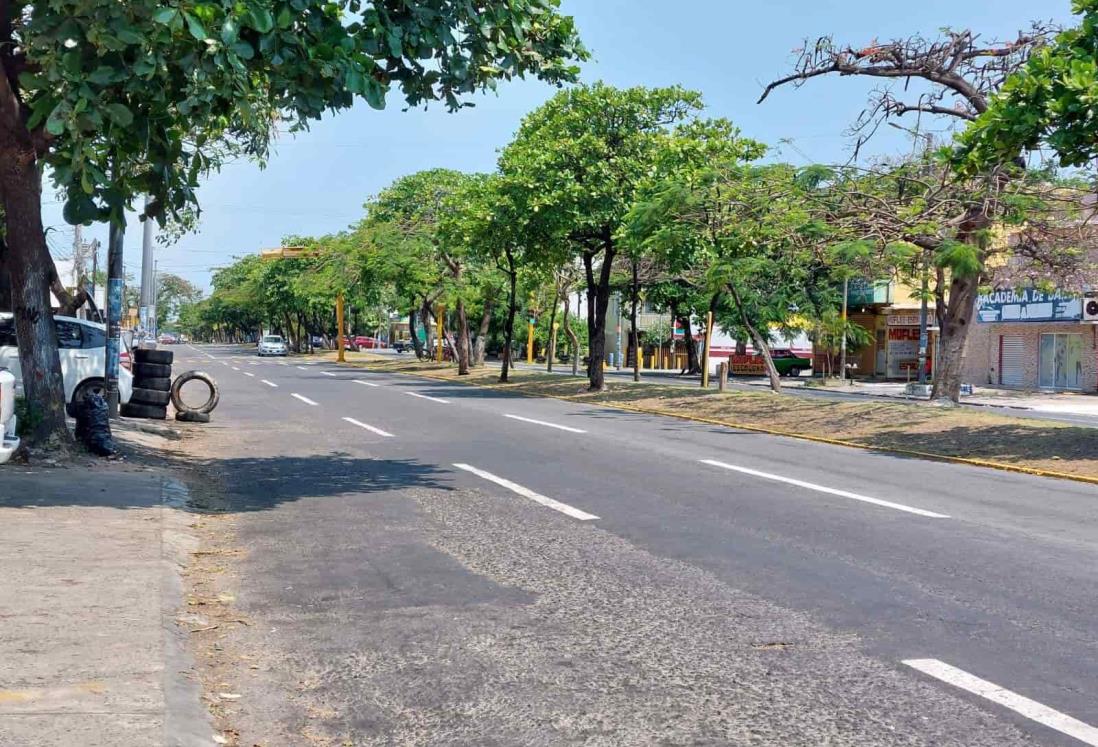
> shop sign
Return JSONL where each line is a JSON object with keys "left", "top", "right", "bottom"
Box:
{"left": 976, "top": 288, "right": 1081, "bottom": 323}
{"left": 887, "top": 327, "right": 921, "bottom": 378}
{"left": 888, "top": 312, "right": 936, "bottom": 327}
{"left": 729, "top": 354, "right": 767, "bottom": 375}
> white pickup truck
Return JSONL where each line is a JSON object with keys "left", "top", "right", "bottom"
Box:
{"left": 0, "top": 368, "right": 19, "bottom": 464}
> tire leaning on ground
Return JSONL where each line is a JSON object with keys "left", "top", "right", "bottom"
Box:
{"left": 131, "top": 387, "right": 172, "bottom": 406}
{"left": 133, "top": 376, "right": 172, "bottom": 391}
{"left": 133, "top": 362, "right": 172, "bottom": 379}
{"left": 175, "top": 410, "right": 211, "bottom": 423}
{"left": 170, "top": 370, "right": 220, "bottom": 416}
{"left": 133, "top": 349, "right": 174, "bottom": 366}
{"left": 120, "top": 402, "right": 167, "bottom": 420}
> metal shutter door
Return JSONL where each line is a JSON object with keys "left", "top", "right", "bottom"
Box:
{"left": 999, "top": 335, "right": 1025, "bottom": 386}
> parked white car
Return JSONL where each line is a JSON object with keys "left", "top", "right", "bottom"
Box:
{"left": 0, "top": 369, "right": 18, "bottom": 463}
{"left": 257, "top": 334, "right": 288, "bottom": 356}
{"left": 0, "top": 314, "right": 133, "bottom": 416}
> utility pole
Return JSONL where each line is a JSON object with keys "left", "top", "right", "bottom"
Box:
{"left": 526, "top": 317, "right": 535, "bottom": 365}
{"left": 437, "top": 304, "right": 445, "bottom": 362}
{"left": 614, "top": 293, "right": 622, "bottom": 370}
{"left": 336, "top": 293, "right": 346, "bottom": 363}
{"left": 105, "top": 218, "right": 125, "bottom": 418}
{"left": 917, "top": 255, "right": 930, "bottom": 386}
{"left": 839, "top": 276, "right": 849, "bottom": 385}
{"left": 138, "top": 198, "right": 156, "bottom": 344}
{"left": 701, "top": 310, "right": 714, "bottom": 388}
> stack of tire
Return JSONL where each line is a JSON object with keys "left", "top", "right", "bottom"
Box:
{"left": 121, "top": 348, "right": 173, "bottom": 420}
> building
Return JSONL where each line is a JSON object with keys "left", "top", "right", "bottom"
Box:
{"left": 963, "top": 288, "right": 1095, "bottom": 392}
{"left": 840, "top": 279, "right": 937, "bottom": 381}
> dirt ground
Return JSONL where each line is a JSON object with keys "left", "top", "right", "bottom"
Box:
{"left": 332, "top": 353, "right": 1098, "bottom": 481}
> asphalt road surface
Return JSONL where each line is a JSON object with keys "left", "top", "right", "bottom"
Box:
{"left": 176, "top": 343, "right": 1098, "bottom": 746}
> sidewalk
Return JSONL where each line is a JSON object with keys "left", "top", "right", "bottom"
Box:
{"left": 0, "top": 463, "right": 212, "bottom": 746}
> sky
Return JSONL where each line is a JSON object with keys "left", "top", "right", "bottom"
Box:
{"left": 42, "top": 0, "right": 1076, "bottom": 293}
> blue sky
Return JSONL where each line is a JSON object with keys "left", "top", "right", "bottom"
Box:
{"left": 43, "top": 0, "right": 1075, "bottom": 291}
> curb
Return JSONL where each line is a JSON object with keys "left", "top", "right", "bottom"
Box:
{"left": 344, "top": 359, "right": 1098, "bottom": 488}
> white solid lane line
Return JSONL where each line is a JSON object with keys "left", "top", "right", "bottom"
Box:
{"left": 903, "top": 659, "right": 1098, "bottom": 746}
{"left": 243, "top": 372, "right": 255, "bottom": 377}
{"left": 406, "top": 391, "right": 449, "bottom": 404}
{"left": 261, "top": 380, "right": 278, "bottom": 388}
{"left": 453, "top": 463, "right": 599, "bottom": 521}
{"left": 504, "top": 413, "right": 587, "bottom": 434}
{"left": 699, "top": 459, "right": 949, "bottom": 519}
{"left": 291, "top": 393, "right": 318, "bottom": 406}
{"left": 342, "top": 417, "right": 395, "bottom": 438}
{"left": 354, "top": 380, "right": 380, "bottom": 388}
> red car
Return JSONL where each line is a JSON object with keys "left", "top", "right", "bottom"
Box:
{"left": 353, "top": 336, "right": 385, "bottom": 349}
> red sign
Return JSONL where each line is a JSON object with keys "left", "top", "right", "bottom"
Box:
{"left": 729, "top": 354, "right": 767, "bottom": 375}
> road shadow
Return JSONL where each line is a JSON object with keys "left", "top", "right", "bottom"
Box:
{"left": 170, "top": 451, "right": 454, "bottom": 513}
{"left": 868, "top": 422, "right": 1098, "bottom": 469}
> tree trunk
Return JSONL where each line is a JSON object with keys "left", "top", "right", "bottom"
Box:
{"left": 500, "top": 248, "right": 517, "bottom": 383}
{"left": 409, "top": 309, "right": 425, "bottom": 359}
{"left": 735, "top": 338, "right": 748, "bottom": 356}
{"left": 0, "top": 137, "right": 70, "bottom": 445}
{"left": 455, "top": 298, "right": 471, "bottom": 375}
{"left": 631, "top": 258, "right": 640, "bottom": 382}
{"left": 473, "top": 299, "right": 492, "bottom": 367}
{"left": 931, "top": 273, "right": 978, "bottom": 403}
{"left": 683, "top": 315, "right": 701, "bottom": 374}
{"left": 727, "top": 282, "right": 781, "bottom": 393}
{"left": 563, "top": 295, "right": 580, "bottom": 376}
{"left": 420, "top": 301, "right": 434, "bottom": 360}
{"left": 546, "top": 287, "right": 559, "bottom": 373}
{"left": 583, "top": 240, "right": 615, "bottom": 391}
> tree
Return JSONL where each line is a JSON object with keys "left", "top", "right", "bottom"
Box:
{"left": 155, "top": 273, "right": 201, "bottom": 329}
{"left": 759, "top": 27, "right": 1054, "bottom": 401}
{"left": 0, "top": 0, "right": 586, "bottom": 445}
{"left": 956, "top": 1, "right": 1098, "bottom": 169}
{"left": 501, "top": 83, "right": 703, "bottom": 391}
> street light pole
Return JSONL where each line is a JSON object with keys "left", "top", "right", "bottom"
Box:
{"left": 839, "top": 276, "right": 849, "bottom": 385}
{"left": 917, "top": 255, "right": 930, "bottom": 386}
{"left": 336, "top": 293, "right": 346, "bottom": 363}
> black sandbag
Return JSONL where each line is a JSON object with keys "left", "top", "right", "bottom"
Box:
{"left": 76, "top": 393, "right": 117, "bottom": 456}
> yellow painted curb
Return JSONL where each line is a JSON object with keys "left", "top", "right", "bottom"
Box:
{"left": 341, "top": 360, "right": 1098, "bottom": 487}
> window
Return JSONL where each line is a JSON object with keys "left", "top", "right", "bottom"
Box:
{"left": 1038, "top": 333, "right": 1083, "bottom": 390}
{"left": 81, "top": 325, "right": 106, "bottom": 349}
{"left": 263, "top": 336, "right": 283, "bottom": 343}
{"left": 55, "top": 321, "right": 83, "bottom": 349}
{"left": 0, "top": 319, "right": 16, "bottom": 347}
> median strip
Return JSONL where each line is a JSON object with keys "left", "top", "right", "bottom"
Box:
{"left": 453, "top": 463, "right": 598, "bottom": 521}
{"left": 342, "top": 417, "right": 394, "bottom": 438}
{"left": 903, "top": 659, "right": 1098, "bottom": 746}
{"left": 700, "top": 459, "right": 949, "bottom": 518}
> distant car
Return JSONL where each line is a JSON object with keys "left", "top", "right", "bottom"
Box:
{"left": 352, "top": 335, "right": 385, "bottom": 349}
{"left": 392, "top": 340, "right": 411, "bottom": 353}
{"left": 157, "top": 333, "right": 176, "bottom": 345}
{"left": 0, "top": 368, "right": 19, "bottom": 464}
{"left": 258, "top": 335, "right": 288, "bottom": 356}
{"left": 769, "top": 349, "right": 813, "bottom": 377}
{"left": 0, "top": 313, "right": 134, "bottom": 416}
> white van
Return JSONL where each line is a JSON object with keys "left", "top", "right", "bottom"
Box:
{"left": 0, "top": 369, "right": 18, "bottom": 463}
{"left": 0, "top": 314, "right": 134, "bottom": 416}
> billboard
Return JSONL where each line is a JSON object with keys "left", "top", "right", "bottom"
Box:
{"left": 976, "top": 288, "right": 1081, "bottom": 323}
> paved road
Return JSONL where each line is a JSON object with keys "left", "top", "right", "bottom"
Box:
{"left": 177, "top": 343, "right": 1098, "bottom": 746}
